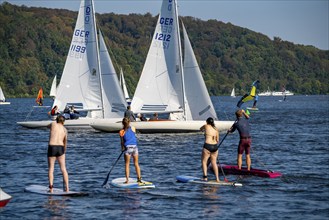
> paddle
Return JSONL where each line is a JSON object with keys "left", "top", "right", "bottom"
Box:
{"left": 102, "top": 151, "right": 124, "bottom": 187}
{"left": 216, "top": 119, "right": 238, "bottom": 182}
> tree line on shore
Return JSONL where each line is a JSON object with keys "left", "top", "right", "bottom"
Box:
{"left": 0, "top": 2, "right": 328, "bottom": 97}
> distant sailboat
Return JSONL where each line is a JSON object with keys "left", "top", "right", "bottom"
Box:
{"left": 0, "top": 86, "right": 10, "bottom": 105}
{"left": 230, "top": 88, "right": 236, "bottom": 98}
{"left": 119, "top": 68, "right": 132, "bottom": 105}
{"left": 49, "top": 75, "right": 57, "bottom": 98}
{"left": 35, "top": 88, "right": 44, "bottom": 106}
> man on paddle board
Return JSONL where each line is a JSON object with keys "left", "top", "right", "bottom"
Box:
{"left": 120, "top": 117, "right": 141, "bottom": 184}
{"left": 200, "top": 117, "right": 220, "bottom": 182}
{"left": 229, "top": 109, "right": 252, "bottom": 171}
{"left": 48, "top": 115, "right": 69, "bottom": 192}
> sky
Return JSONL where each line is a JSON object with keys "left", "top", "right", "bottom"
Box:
{"left": 1, "top": 0, "right": 328, "bottom": 50}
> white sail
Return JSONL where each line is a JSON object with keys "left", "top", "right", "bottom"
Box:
{"left": 99, "top": 31, "right": 127, "bottom": 118}
{"left": 0, "top": 86, "right": 5, "bottom": 101}
{"left": 231, "top": 88, "right": 235, "bottom": 97}
{"left": 49, "top": 75, "right": 57, "bottom": 97}
{"left": 119, "top": 68, "right": 130, "bottom": 100}
{"left": 182, "top": 22, "right": 217, "bottom": 120}
{"left": 53, "top": 0, "right": 103, "bottom": 118}
{"left": 131, "top": 0, "right": 184, "bottom": 114}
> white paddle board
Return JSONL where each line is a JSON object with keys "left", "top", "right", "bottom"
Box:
{"left": 25, "top": 185, "right": 88, "bottom": 196}
{"left": 247, "top": 107, "right": 259, "bottom": 111}
{"left": 176, "top": 175, "right": 242, "bottom": 187}
{"left": 110, "top": 177, "right": 155, "bottom": 189}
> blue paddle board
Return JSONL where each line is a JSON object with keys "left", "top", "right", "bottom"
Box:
{"left": 176, "top": 175, "right": 242, "bottom": 187}
{"left": 110, "top": 178, "right": 155, "bottom": 189}
{"left": 25, "top": 185, "right": 88, "bottom": 196}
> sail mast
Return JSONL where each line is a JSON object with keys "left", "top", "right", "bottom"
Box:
{"left": 174, "top": 0, "right": 187, "bottom": 121}
{"left": 91, "top": 0, "right": 105, "bottom": 118}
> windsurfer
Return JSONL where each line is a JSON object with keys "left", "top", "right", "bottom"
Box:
{"left": 200, "top": 117, "right": 220, "bottom": 182}
{"left": 47, "top": 115, "right": 69, "bottom": 192}
{"left": 229, "top": 109, "right": 252, "bottom": 171}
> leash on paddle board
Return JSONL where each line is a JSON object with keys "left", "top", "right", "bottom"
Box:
{"left": 250, "top": 147, "right": 273, "bottom": 173}
{"left": 102, "top": 151, "right": 124, "bottom": 187}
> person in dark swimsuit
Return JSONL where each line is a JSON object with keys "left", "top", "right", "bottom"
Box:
{"left": 229, "top": 109, "right": 252, "bottom": 170}
{"left": 200, "top": 117, "right": 220, "bottom": 182}
{"left": 48, "top": 115, "right": 69, "bottom": 192}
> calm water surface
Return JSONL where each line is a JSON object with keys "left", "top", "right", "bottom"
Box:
{"left": 0, "top": 95, "right": 328, "bottom": 219}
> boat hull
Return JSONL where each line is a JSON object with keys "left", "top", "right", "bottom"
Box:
{"left": 0, "top": 102, "right": 10, "bottom": 105}
{"left": 91, "top": 119, "right": 234, "bottom": 133}
{"left": 17, "top": 118, "right": 122, "bottom": 130}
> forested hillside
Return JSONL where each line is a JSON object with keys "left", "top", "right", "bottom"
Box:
{"left": 0, "top": 2, "right": 328, "bottom": 97}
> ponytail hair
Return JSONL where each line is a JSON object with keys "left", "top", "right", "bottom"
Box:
{"left": 122, "top": 117, "right": 130, "bottom": 130}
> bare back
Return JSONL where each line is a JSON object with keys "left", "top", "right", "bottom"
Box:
{"left": 49, "top": 122, "right": 67, "bottom": 149}
{"left": 202, "top": 124, "right": 219, "bottom": 145}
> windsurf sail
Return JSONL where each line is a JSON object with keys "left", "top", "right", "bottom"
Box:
{"left": 36, "top": 88, "right": 44, "bottom": 106}
{"left": 237, "top": 80, "right": 260, "bottom": 108}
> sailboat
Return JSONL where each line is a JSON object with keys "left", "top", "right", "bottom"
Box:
{"left": 91, "top": 0, "right": 233, "bottom": 133}
{"left": 119, "top": 68, "right": 132, "bottom": 105}
{"left": 0, "top": 86, "right": 10, "bottom": 105}
{"left": 230, "top": 88, "right": 236, "bottom": 98}
{"left": 0, "top": 188, "right": 12, "bottom": 207}
{"left": 17, "top": 0, "right": 126, "bottom": 129}
{"left": 49, "top": 75, "right": 57, "bottom": 99}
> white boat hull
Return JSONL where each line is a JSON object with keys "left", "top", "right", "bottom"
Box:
{"left": 17, "top": 118, "right": 122, "bottom": 130}
{"left": 0, "top": 102, "right": 10, "bottom": 105}
{"left": 91, "top": 119, "right": 234, "bottom": 134}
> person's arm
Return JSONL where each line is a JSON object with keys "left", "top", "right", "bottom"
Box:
{"left": 119, "top": 130, "right": 125, "bottom": 151}
{"left": 242, "top": 109, "right": 249, "bottom": 119}
{"left": 200, "top": 125, "right": 206, "bottom": 131}
{"left": 216, "top": 130, "right": 219, "bottom": 143}
{"left": 64, "top": 128, "right": 67, "bottom": 153}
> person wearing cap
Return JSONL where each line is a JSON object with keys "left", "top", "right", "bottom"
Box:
{"left": 229, "top": 109, "right": 252, "bottom": 171}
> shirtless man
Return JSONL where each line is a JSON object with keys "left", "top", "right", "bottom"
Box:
{"left": 200, "top": 117, "right": 220, "bottom": 182}
{"left": 48, "top": 115, "right": 69, "bottom": 192}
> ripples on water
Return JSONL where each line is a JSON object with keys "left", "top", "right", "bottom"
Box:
{"left": 0, "top": 96, "right": 328, "bottom": 219}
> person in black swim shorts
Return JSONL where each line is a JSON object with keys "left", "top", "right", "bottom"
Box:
{"left": 47, "top": 115, "right": 69, "bottom": 192}
{"left": 200, "top": 117, "right": 220, "bottom": 182}
{"left": 229, "top": 109, "right": 252, "bottom": 171}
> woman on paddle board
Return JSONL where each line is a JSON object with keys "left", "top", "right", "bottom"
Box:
{"left": 120, "top": 117, "right": 142, "bottom": 184}
{"left": 200, "top": 117, "right": 220, "bottom": 182}
{"left": 48, "top": 115, "right": 69, "bottom": 192}
{"left": 229, "top": 109, "right": 252, "bottom": 171}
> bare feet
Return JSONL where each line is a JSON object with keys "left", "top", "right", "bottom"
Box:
{"left": 124, "top": 180, "right": 129, "bottom": 184}
{"left": 48, "top": 185, "right": 53, "bottom": 193}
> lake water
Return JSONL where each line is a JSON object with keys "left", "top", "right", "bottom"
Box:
{"left": 0, "top": 95, "right": 328, "bottom": 219}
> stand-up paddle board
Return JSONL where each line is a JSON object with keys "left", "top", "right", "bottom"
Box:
{"left": 217, "top": 164, "right": 282, "bottom": 178}
{"left": 25, "top": 185, "right": 88, "bottom": 196}
{"left": 110, "top": 178, "right": 155, "bottom": 189}
{"left": 176, "top": 175, "right": 242, "bottom": 187}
